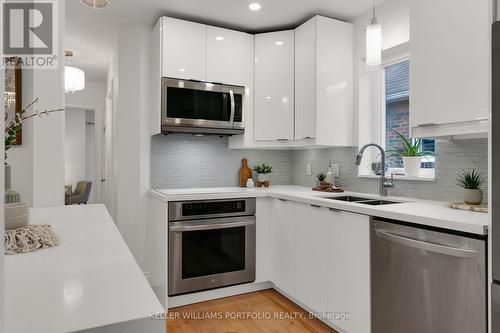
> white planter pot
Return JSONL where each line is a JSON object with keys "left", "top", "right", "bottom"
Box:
{"left": 402, "top": 156, "right": 421, "bottom": 177}
{"left": 464, "top": 189, "right": 483, "bottom": 205}
{"left": 257, "top": 173, "right": 270, "bottom": 182}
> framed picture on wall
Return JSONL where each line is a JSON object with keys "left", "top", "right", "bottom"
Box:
{"left": 4, "top": 57, "right": 22, "bottom": 145}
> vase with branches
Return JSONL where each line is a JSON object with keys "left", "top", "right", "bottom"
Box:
{"left": 5, "top": 98, "right": 65, "bottom": 163}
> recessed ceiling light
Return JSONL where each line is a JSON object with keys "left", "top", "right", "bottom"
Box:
{"left": 80, "top": 0, "right": 110, "bottom": 9}
{"left": 215, "top": 36, "right": 225, "bottom": 41}
{"left": 249, "top": 3, "right": 261, "bottom": 11}
{"left": 179, "top": 68, "right": 186, "bottom": 72}
{"left": 275, "top": 41, "right": 284, "bottom": 46}
{"left": 266, "top": 96, "right": 272, "bottom": 99}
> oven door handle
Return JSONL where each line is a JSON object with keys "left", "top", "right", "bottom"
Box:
{"left": 229, "top": 89, "right": 235, "bottom": 127}
{"left": 170, "top": 217, "right": 255, "bottom": 232}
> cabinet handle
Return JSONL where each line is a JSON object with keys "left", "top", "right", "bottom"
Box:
{"left": 329, "top": 208, "right": 342, "bottom": 213}
{"left": 303, "top": 136, "right": 313, "bottom": 139}
{"left": 417, "top": 122, "right": 437, "bottom": 127}
{"left": 310, "top": 204, "right": 322, "bottom": 208}
{"left": 277, "top": 139, "right": 289, "bottom": 141}
{"left": 279, "top": 198, "right": 288, "bottom": 202}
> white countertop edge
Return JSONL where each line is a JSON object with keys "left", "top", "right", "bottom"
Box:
{"left": 150, "top": 186, "right": 488, "bottom": 236}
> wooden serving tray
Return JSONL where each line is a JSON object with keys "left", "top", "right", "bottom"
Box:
{"left": 450, "top": 202, "right": 488, "bottom": 213}
{"left": 312, "top": 187, "right": 344, "bottom": 193}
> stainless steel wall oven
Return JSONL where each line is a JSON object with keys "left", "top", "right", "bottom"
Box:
{"left": 168, "top": 198, "right": 256, "bottom": 296}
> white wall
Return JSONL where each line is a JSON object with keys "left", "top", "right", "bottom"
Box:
{"left": 65, "top": 109, "right": 87, "bottom": 187}
{"left": 113, "top": 24, "right": 152, "bottom": 273}
{"left": 7, "top": 1, "right": 65, "bottom": 207}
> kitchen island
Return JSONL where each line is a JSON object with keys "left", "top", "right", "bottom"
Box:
{"left": 4, "top": 204, "right": 165, "bottom": 333}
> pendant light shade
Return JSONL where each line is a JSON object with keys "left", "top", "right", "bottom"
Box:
{"left": 65, "top": 66, "right": 85, "bottom": 93}
{"left": 80, "top": 0, "right": 110, "bottom": 9}
{"left": 366, "top": 2, "right": 382, "bottom": 70}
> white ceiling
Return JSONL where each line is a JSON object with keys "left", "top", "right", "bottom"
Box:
{"left": 65, "top": 0, "right": 385, "bottom": 82}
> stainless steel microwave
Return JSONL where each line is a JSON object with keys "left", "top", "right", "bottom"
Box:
{"left": 161, "top": 78, "right": 245, "bottom": 135}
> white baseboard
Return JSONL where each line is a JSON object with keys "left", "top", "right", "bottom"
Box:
{"left": 167, "top": 281, "right": 273, "bottom": 308}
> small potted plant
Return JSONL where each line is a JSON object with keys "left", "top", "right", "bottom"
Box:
{"left": 457, "top": 169, "right": 485, "bottom": 205}
{"left": 387, "top": 131, "right": 434, "bottom": 177}
{"left": 316, "top": 172, "right": 330, "bottom": 189}
{"left": 253, "top": 163, "right": 273, "bottom": 184}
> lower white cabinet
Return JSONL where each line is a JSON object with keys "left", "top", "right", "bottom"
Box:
{"left": 326, "top": 209, "right": 371, "bottom": 333}
{"left": 294, "top": 204, "right": 329, "bottom": 314}
{"left": 270, "top": 198, "right": 297, "bottom": 297}
{"left": 269, "top": 199, "right": 370, "bottom": 333}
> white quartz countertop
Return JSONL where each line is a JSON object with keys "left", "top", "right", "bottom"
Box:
{"left": 151, "top": 185, "right": 488, "bottom": 235}
{"left": 4, "top": 204, "right": 164, "bottom": 333}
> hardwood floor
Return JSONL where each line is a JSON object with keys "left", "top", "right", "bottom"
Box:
{"left": 167, "top": 289, "right": 338, "bottom": 333}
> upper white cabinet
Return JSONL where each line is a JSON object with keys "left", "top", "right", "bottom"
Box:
{"left": 254, "top": 31, "right": 295, "bottom": 141}
{"left": 410, "top": 0, "right": 491, "bottom": 138}
{"left": 206, "top": 26, "right": 253, "bottom": 86}
{"left": 161, "top": 17, "right": 207, "bottom": 81}
{"left": 159, "top": 17, "right": 253, "bottom": 86}
{"left": 295, "top": 16, "right": 354, "bottom": 146}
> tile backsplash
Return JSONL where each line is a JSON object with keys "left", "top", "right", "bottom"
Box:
{"left": 151, "top": 135, "right": 488, "bottom": 203}
{"left": 151, "top": 134, "right": 292, "bottom": 189}
{"left": 291, "top": 139, "right": 488, "bottom": 203}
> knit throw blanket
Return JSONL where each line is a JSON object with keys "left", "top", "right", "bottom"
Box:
{"left": 4, "top": 224, "right": 59, "bottom": 255}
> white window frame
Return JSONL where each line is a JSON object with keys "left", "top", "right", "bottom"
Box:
{"left": 357, "top": 42, "right": 435, "bottom": 181}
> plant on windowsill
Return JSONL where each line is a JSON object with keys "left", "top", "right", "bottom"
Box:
{"left": 457, "top": 169, "right": 485, "bottom": 205}
{"left": 386, "top": 130, "right": 435, "bottom": 177}
{"left": 253, "top": 163, "right": 272, "bottom": 187}
{"left": 316, "top": 171, "right": 330, "bottom": 189}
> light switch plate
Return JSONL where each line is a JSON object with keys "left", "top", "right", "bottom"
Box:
{"left": 306, "top": 163, "right": 312, "bottom": 176}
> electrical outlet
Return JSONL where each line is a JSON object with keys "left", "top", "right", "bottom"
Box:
{"left": 306, "top": 163, "right": 312, "bottom": 176}
{"left": 331, "top": 163, "right": 340, "bottom": 177}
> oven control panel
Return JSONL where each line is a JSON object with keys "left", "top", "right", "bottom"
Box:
{"left": 169, "top": 198, "right": 256, "bottom": 221}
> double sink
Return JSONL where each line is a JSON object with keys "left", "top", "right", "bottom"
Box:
{"left": 325, "top": 196, "right": 402, "bottom": 206}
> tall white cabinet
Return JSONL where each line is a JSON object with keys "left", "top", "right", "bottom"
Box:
{"left": 254, "top": 31, "right": 295, "bottom": 141}
{"left": 409, "top": 0, "right": 491, "bottom": 138}
{"left": 295, "top": 16, "right": 354, "bottom": 146}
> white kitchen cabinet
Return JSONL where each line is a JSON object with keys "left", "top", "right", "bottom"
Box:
{"left": 409, "top": 0, "right": 491, "bottom": 138}
{"left": 270, "top": 198, "right": 297, "bottom": 297}
{"left": 255, "top": 198, "right": 271, "bottom": 283}
{"left": 294, "top": 204, "right": 329, "bottom": 314}
{"left": 206, "top": 26, "right": 253, "bottom": 87}
{"left": 295, "top": 16, "right": 354, "bottom": 146}
{"left": 326, "top": 209, "right": 371, "bottom": 333}
{"left": 161, "top": 17, "right": 207, "bottom": 81}
{"left": 254, "top": 31, "right": 295, "bottom": 141}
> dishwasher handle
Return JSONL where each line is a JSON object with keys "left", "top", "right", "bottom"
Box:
{"left": 375, "top": 230, "right": 479, "bottom": 259}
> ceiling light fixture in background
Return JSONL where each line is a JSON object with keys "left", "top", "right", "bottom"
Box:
{"left": 64, "top": 50, "right": 85, "bottom": 94}
{"left": 249, "top": 3, "right": 261, "bottom": 11}
{"left": 366, "top": 0, "right": 382, "bottom": 70}
{"left": 80, "top": 0, "right": 110, "bottom": 9}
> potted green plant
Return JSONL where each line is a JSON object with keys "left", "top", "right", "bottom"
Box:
{"left": 316, "top": 171, "right": 329, "bottom": 189}
{"left": 253, "top": 163, "right": 272, "bottom": 183}
{"left": 387, "top": 130, "right": 434, "bottom": 177}
{"left": 457, "top": 169, "right": 485, "bottom": 205}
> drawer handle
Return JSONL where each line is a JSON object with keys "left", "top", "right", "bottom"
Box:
{"left": 310, "top": 204, "right": 322, "bottom": 208}
{"left": 279, "top": 198, "right": 288, "bottom": 202}
{"left": 417, "top": 122, "right": 437, "bottom": 127}
{"left": 329, "top": 208, "right": 342, "bottom": 213}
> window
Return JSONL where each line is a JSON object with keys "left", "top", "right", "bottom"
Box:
{"left": 384, "top": 60, "right": 435, "bottom": 173}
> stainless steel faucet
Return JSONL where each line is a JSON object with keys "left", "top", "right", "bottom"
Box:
{"left": 355, "top": 143, "right": 394, "bottom": 197}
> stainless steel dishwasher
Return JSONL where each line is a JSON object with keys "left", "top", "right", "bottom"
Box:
{"left": 371, "top": 218, "right": 486, "bottom": 333}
